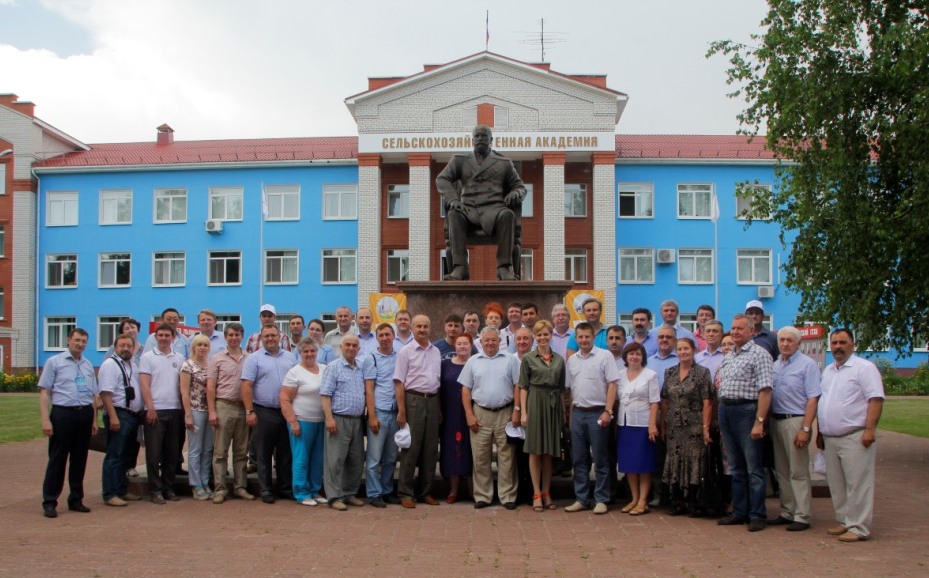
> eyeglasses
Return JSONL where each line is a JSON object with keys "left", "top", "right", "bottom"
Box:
{"left": 658, "top": 335, "right": 675, "bottom": 340}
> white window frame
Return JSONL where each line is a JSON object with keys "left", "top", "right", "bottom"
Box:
{"left": 0, "top": 287, "right": 4, "bottom": 320}
{"left": 678, "top": 248, "right": 714, "bottom": 284}
{"left": 98, "top": 252, "right": 131, "bottom": 288}
{"left": 322, "top": 184, "right": 358, "bottom": 220}
{"left": 494, "top": 106, "right": 509, "bottom": 129}
{"left": 619, "top": 248, "right": 655, "bottom": 284}
{"left": 321, "top": 249, "right": 357, "bottom": 285}
{"left": 264, "top": 184, "right": 300, "bottom": 221}
{"left": 0, "top": 225, "right": 5, "bottom": 258}
{"left": 152, "top": 251, "right": 186, "bottom": 287}
{"left": 275, "top": 314, "right": 297, "bottom": 335}
{"left": 209, "top": 186, "right": 244, "bottom": 221}
{"left": 46, "top": 191, "right": 79, "bottom": 226}
{"left": 564, "top": 249, "right": 588, "bottom": 284}
{"left": 461, "top": 106, "right": 477, "bottom": 128}
{"left": 521, "top": 183, "right": 534, "bottom": 218}
{"left": 386, "top": 249, "right": 409, "bottom": 284}
{"left": 618, "top": 182, "right": 654, "bottom": 218}
{"left": 97, "top": 315, "right": 127, "bottom": 350}
{"left": 387, "top": 184, "right": 409, "bottom": 219}
{"left": 520, "top": 248, "right": 534, "bottom": 281}
{"left": 618, "top": 313, "right": 638, "bottom": 337}
{"left": 737, "top": 249, "right": 773, "bottom": 285}
{"left": 677, "top": 183, "right": 714, "bottom": 219}
{"left": 0, "top": 163, "right": 5, "bottom": 195}
{"left": 265, "top": 249, "right": 299, "bottom": 285}
{"left": 564, "top": 184, "right": 587, "bottom": 217}
{"left": 679, "top": 314, "right": 698, "bottom": 333}
{"left": 45, "top": 316, "right": 76, "bottom": 351}
{"left": 215, "top": 314, "right": 241, "bottom": 333}
{"left": 46, "top": 254, "right": 78, "bottom": 289}
{"left": 153, "top": 188, "right": 188, "bottom": 223}
{"left": 737, "top": 184, "right": 773, "bottom": 221}
{"left": 99, "top": 189, "right": 132, "bottom": 225}
{"left": 208, "top": 250, "right": 242, "bottom": 286}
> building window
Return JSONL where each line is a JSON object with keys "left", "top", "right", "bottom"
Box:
{"left": 520, "top": 248, "right": 533, "bottom": 281}
{"left": 47, "top": 191, "right": 79, "bottom": 226}
{"left": 154, "top": 188, "right": 187, "bottom": 223}
{"left": 387, "top": 185, "right": 409, "bottom": 218}
{"left": 564, "top": 249, "right": 588, "bottom": 284}
{"left": 97, "top": 315, "right": 126, "bottom": 350}
{"left": 461, "top": 107, "right": 477, "bottom": 128}
{"left": 99, "top": 189, "right": 132, "bottom": 225}
{"left": 0, "top": 225, "right": 5, "bottom": 257}
{"left": 677, "top": 183, "right": 714, "bottom": 219}
{"left": 737, "top": 184, "right": 772, "bottom": 220}
{"left": 208, "top": 251, "right": 242, "bottom": 285}
{"left": 153, "top": 251, "right": 186, "bottom": 287}
{"left": 520, "top": 184, "right": 534, "bottom": 218}
{"left": 46, "top": 254, "right": 78, "bottom": 288}
{"left": 386, "top": 249, "right": 409, "bottom": 284}
{"left": 618, "top": 182, "right": 654, "bottom": 218}
{"left": 0, "top": 164, "right": 5, "bottom": 195}
{"left": 322, "top": 249, "right": 356, "bottom": 284}
{"left": 678, "top": 249, "right": 714, "bottom": 284}
{"left": 439, "top": 249, "right": 469, "bottom": 279}
{"left": 265, "top": 249, "right": 299, "bottom": 284}
{"left": 737, "top": 249, "right": 772, "bottom": 285}
{"left": 619, "top": 248, "right": 655, "bottom": 284}
{"left": 45, "top": 316, "right": 76, "bottom": 350}
{"left": 209, "top": 186, "right": 244, "bottom": 221}
{"left": 565, "top": 184, "right": 587, "bottom": 217}
{"left": 679, "top": 314, "right": 698, "bottom": 333}
{"left": 0, "top": 287, "right": 4, "bottom": 320}
{"left": 494, "top": 106, "right": 509, "bottom": 129}
{"left": 99, "top": 252, "right": 131, "bottom": 287}
{"left": 323, "top": 184, "right": 357, "bottom": 220}
{"left": 264, "top": 185, "right": 300, "bottom": 221}
{"left": 275, "top": 314, "right": 297, "bottom": 335}
{"left": 214, "top": 314, "right": 241, "bottom": 333}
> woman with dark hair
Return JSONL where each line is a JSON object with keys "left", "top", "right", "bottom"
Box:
{"left": 439, "top": 333, "right": 474, "bottom": 503}
{"left": 306, "top": 319, "right": 336, "bottom": 364}
{"left": 615, "top": 341, "right": 660, "bottom": 515}
{"left": 661, "top": 337, "right": 714, "bottom": 516}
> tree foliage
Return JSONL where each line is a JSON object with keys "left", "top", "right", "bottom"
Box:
{"left": 709, "top": 0, "right": 929, "bottom": 354}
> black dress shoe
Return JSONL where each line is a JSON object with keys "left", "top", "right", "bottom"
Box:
{"left": 767, "top": 516, "right": 792, "bottom": 525}
{"left": 261, "top": 494, "right": 275, "bottom": 504}
{"left": 43, "top": 506, "right": 58, "bottom": 518}
{"left": 68, "top": 503, "right": 91, "bottom": 513}
{"left": 717, "top": 515, "right": 748, "bottom": 526}
{"left": 786, "top": 522, "right": 810, "bottom": 532}
{"left": 503, "top": 502, "right": 517, "bottom": 510}
{"left": 747, "top": 519, "right": 767, "bottom": 532}
{"left": 383, "top": 494, "right": 401, "bottom": 505}
{"left": 474, "top": 501, "right": 490, "bottom": 509}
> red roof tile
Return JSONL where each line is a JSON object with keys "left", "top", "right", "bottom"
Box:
{"left": 614, "top": 134, "right": 774, "bottom": 160}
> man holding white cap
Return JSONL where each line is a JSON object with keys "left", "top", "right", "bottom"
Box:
{"left": 246, "top": 304, "right": 292, "bottom": 354}
{"left": 745, "top": 300, "right": 778, "bottom": 360}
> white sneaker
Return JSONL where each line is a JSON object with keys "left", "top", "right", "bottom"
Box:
{"left": 313, "top": 494, "right": 328, "bottom": 504}
{"left": 127, "top": 468, "right": 139, "bottom": 478}
{"left": 300, "top": 498, "right": 318, "bottom": 506}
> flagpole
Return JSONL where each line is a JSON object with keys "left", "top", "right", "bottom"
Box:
{"left": 485, "top": 10, "right": 489, "bottom": 51}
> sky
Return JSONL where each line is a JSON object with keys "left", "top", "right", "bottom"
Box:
{"left": 0, "top": 0, "right": 769, "bottom": 144}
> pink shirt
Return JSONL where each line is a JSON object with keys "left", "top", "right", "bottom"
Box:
{"left": 393, "top": 340, "right": 441, "bottom": 394}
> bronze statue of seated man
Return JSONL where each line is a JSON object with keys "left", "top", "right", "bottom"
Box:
{"left": 436, "top": 125, "right": 526, "bottom": 281}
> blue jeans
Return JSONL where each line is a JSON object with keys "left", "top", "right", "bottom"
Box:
{"left": 571, "top": 408, "right": 611, "bottom": 506}
{"left": 102, "top": 409, "right": 140, "bottom": 500}
{"left": 365, "top": 409, "right": 399, "bottom": 498}
{"left": 290, "top": 419, "right": 324, "bottom": 501}
{"left": 187, "top": 410, "right": 213, "bottom": 488}
{"left": 719, "top": 402, "right": 766, "bottom": 521}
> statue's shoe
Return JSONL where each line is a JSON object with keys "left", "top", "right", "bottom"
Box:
{"left": 497, "top": 267, "right": 517, "bottom": 281}
{"left": 444, "top": 266, "right": 470, "bottom": 281}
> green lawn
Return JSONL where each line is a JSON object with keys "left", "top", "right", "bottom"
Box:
{"left": 879, "top": 398, "right": 929, "bottom": 439}
{"left": 0, "top": 393, "right": 42, "bottom": 444}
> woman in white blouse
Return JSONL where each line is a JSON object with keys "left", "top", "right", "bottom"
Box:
{"left": 615, "top": 341, "right": 660, "bottom": 515}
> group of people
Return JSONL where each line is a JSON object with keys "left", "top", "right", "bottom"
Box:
{"left": 38, "top": 297, "right": 884, "bottom": 542}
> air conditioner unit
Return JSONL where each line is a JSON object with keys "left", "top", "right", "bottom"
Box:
{"left": 205, "top": 219, "right": 223, "bottom": 233}
{"left": 656, "top": 249, "right": 676, "bottom": 264}
{"left": 757, "top": 285, "right": 775, "bottom": 299}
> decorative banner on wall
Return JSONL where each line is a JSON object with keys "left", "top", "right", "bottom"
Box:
{"left": 564, "top": 289, "right": 605, "bottom": 326}
{"left": 370, "top": 293, "right": 407, "bottom": 325}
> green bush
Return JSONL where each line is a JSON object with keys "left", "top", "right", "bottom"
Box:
{"left": 0, "top": 372, "right": 39, "bottom": 393}
{"left": 883, "top": 362, "right": 929, "bottom": 396}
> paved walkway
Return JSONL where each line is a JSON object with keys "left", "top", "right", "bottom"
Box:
{"left": 0, "top": 430, "right": 926, "bottom": 577}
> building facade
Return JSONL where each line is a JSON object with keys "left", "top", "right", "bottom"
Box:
{"left": 22, "top": 53, "right": 926, "bottom": 368}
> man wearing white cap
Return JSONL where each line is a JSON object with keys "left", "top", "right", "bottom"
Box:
{"left": 745, "top": 300, "right": 778, "bottom": 360}
{"left": 246, "top": 304, "right": 292, "bottom": 354}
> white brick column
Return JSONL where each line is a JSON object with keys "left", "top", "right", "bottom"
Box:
{"left": 542, "top": 153, "right": 566, "bottom": 281}
{"left": 408, "top": 154, "right": 432, "bottom": 281}
{"left": 356, "top": 154, "right": 381, "bottom": 308}
{"left": 13, "top": 190, "right": 36, "bottom": 370}
{"left": 592, "top": 153, "right": 617, "bottom": 322}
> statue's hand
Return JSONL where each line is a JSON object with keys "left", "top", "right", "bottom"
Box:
{"left": 447, "top": 200, "right": 464, "bottom": 213}
{"left": 504, "top": 191, "right": 522, "bottom": 208}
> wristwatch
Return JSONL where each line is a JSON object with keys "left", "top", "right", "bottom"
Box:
{"left": 513, "top": 406, "right": 521, "bottom": 412}
{"left": 801, "top": 426, "right": 811, "bottom": 433}
{"left": 245, "top": 409, "right": 255, "bottom": 415}
{"left": 756, "top": 416, "right": 765, "bottom": 423}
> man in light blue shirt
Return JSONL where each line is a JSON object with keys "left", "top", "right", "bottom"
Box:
{"left": 141, "top": 307, "right": 189, "bottom": 358}
{"left": 39, "top": 327, "right": 98, "bottom": 518}
{"left": 628, "top": 307, "right": 659, "bottom": 357}
{"left": 242, "top": 325, "right": 297, "bottom": 503}
{"left": 321, "top": 334, "right": 366, "bottom": 510}
{"left": 695, "top": 320, "right": 726, "bottom": 382}
{"left": 648, "top": 299, "right": 696, "bottom": 343}
{"left": 354, "top": 307, "right": 378, "bottom": 362}
{"left": 363, "top": 324, "right": 400, "bottom": 507}
{"left": 649, "top": 325, "right": 680, "bottom": 390}
{"left": 195, "top": 309, "right": 226, "bottom": 357}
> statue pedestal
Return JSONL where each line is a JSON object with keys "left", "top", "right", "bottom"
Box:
{"left": 397, "top": 280, "right": 574, "bottom": 341}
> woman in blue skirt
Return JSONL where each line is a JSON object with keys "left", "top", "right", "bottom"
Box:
{"left": 616, "top": 342, "right": 660, "bottom": 515}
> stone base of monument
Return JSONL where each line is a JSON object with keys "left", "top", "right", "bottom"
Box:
{"left": 397, "top": 280, "right": 574, "bottom": 341}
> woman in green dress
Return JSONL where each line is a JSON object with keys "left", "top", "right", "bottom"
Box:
{"left": 519, "top": 320, "right": 566, "bottom": 512}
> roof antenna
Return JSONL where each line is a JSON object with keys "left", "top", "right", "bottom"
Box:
{"left": 518, "top": 18, "right": 567, "bottom": 62}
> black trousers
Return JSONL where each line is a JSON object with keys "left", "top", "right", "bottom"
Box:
{"left": 253, "top": 405, "right": 292, "bottom": 496}
{"left": 144, "top": 409, "right": 183, "bottom": 495}
{"left": 447, "top": 205, "right": 515, "bottom": 270}
{"left": 42, "top": 405, "right": 94, "bottom": 508}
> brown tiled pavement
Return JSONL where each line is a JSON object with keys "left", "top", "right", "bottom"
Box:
{"left": 0, "top": 430, "right": 926, "bottom": 577}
